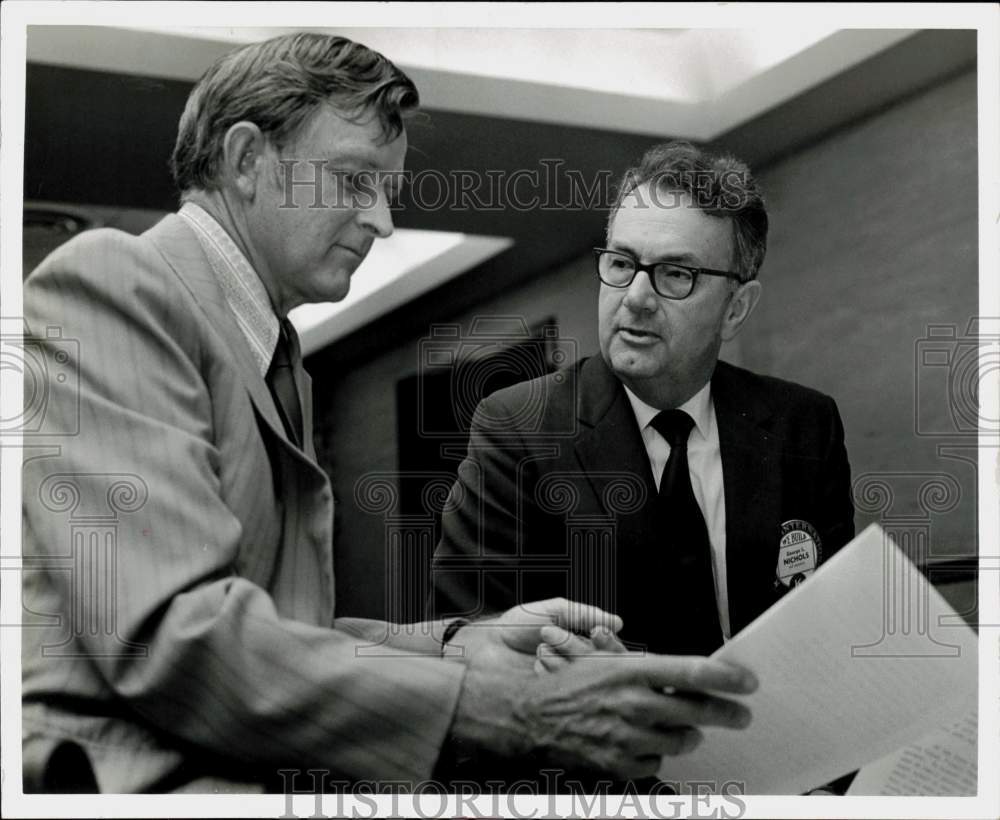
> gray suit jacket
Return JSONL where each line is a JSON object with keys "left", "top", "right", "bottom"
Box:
{"left": 22, "top": 214, "right": 463, "bottom": 792}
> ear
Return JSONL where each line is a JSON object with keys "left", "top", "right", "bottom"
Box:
{"left": 220, "top": 121, "right": 269, "bottom": 200}
{"left": 720, "top": 279, "right": 762, "bottom": 342}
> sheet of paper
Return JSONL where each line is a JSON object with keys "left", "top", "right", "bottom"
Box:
{"left": 658, "top": 523, "right": 978, "bottom": 795}
{"left": 847, "top": 708, "right": 977, "bottom": 795}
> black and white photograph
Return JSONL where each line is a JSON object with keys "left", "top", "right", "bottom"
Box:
{"left": 1, "top": 2, "right": 997, "bottom": 818}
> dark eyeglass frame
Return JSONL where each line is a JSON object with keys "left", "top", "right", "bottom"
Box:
{"left": 593, "top": 247, "right": 747, "bottom": 300}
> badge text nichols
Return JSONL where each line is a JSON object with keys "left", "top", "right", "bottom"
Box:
{"left": 278, "top": 771, "right": 748, "bottom": 819}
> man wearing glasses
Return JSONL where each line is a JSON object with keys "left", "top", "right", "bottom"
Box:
{"left": 434, "top": 141, "right": 854, "bottom": 667}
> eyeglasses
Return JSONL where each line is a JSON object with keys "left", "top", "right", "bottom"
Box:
{"left": 593, "top": 248, "right": 746, "bottom": 300}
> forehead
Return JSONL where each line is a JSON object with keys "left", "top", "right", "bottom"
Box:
{"left": 287, "top": 103, "right": 408, "bottom": 170}
{"left": 609, "top": 184, "right": 733, "bottom": 268}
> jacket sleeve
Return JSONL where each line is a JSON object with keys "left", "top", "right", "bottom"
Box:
{"left": 431, "top": 391, "right": 535, "bottom": 620}
{"left": 817, "top": 395, "right": 856, "bottom": 559}
{"left": 21, "top": 232, "right": 464, "bottom": 785}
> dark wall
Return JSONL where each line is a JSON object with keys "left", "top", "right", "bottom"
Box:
{"left": 743, "top": 69, "right": 978, "bottom": 558}
{"left": 313, "top": 253, "right": 602, "bottom": 618}
{"left": 24, "top": 65, "right": 187, "bottom": 209}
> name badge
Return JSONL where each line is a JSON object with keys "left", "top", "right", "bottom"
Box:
{"left": 775, "top": 519, "right": 822, "bottom": 589}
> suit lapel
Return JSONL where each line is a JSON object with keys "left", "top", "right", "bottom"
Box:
{"left": 712, "top": 362, "right": 783, "bottom": 635}
{"left": 573, "top": 356, "right": 660, "bottom": 558}
{"left": 144, "top": 216, "right": 283, "bottom": 433}
{"left": 144, "top": 213, "right": 334, "bottom": 619}
{"left": 145, "top": 215, "right": 317, "bottom": 462}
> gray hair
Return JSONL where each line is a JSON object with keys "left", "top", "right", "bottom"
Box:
{"left": 609, "top": 141, "right": 768, "bottom": 281}
{"left": 171, "top": 32, "right": 418, "bottom": 194}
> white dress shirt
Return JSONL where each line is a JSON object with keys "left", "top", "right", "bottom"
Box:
{"left": 623, "top": 383, "right": 731, "bottom": 639}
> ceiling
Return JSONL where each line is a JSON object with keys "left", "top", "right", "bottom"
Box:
{"left": 18, "top": 24, "right": 977, "bottom": 365}
{"left": 26, "top": 25, "right": 914, "bottom": 139}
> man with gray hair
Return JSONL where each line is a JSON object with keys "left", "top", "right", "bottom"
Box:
{"left": 434, "top": 140, "right": 854, "bottom": 667}
{"left": 22, "top": 34, "right": 756, "bottom": 793}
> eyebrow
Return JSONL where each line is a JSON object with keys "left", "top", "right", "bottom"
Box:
{"left": 321, "top": 155, "right": 407, "bottom": 196}
{"left": 320, "top": 152, "right": 379, "bottom": 169}
{"left": 607, "top": 241, "right": 703, "bottom": 266}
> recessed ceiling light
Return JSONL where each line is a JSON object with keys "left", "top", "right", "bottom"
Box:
{"left": 289, "top": 228, "right": 513, "bottom": 354}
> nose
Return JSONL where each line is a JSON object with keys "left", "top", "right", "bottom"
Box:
{"left": 621, "top": 268, "right": 658, "bottom": 313}
{"left": 357, "top": 187, "right": 394, "bottom": 239}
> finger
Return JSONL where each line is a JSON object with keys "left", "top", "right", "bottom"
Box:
{"left": 629, "top": 655, "right": 758, "bottom": 695}
{"left": 591, "top": 749, "right": 663, "bottom": 782}
{"left": 590, "top": 625, "right": 627, "bottom": 653}
{"left": 523, "top": 597, "right": 624, "bottom": 636}
{"left": 537, "top": 643, "right": 571, "bottom": 672}
{"left": 594, "top": 682, "right": 747, "bottom": 731}
{"left": 539, "top": 624, "right": 598, "bottom": 657}
{"left": 615, "top": 726, "right": 703, "bottom": 758}
{"left": 596, "top": 724, "right": 703, "bottom": 776}
{"left": 650, "top": 691, "right": 752, "bottom": 730}
{"left": 613, "top": 755, "right": 661, "bottom": 780}
{"left": 660, "top": 727, "right": 703, "bottom": 757}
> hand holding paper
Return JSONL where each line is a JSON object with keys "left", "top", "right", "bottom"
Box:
{"left": 659, "top": 524, "right": 978, "bottom": 794}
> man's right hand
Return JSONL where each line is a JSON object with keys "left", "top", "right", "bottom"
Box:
{"left": 446, "top": 616, "right": 757, "bottom": 780}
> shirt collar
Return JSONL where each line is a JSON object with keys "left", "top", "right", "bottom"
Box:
{"left": 179, "top": 201, "right": 280, "bottom": 377}
{"left": 624, "top": 379, "right": 713, "bottom": 440}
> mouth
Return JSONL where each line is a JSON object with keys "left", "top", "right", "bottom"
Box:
{"left": 335, "top": 243, "right": 366, "bottom": 260}
{"left": 617, "top": 326, "right": 660, "bottom": 344}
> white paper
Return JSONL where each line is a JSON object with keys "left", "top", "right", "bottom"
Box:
{"left": 847, "top": 708, "right": 977, "bottom": 795}
{"left": 658, "top": 523, "right": 978, "bottom": 795}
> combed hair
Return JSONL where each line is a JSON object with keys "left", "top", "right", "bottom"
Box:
{"left": 609, "top": 141, "right": 768, "bottom": 281}
{"left": 171, "top": 32, "right": 418, "bottom": 194}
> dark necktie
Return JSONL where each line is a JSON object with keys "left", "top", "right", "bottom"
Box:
{"left": 266, "top": 319, "right": 303, "bottom": 447}
{"left": 649, "top": 409, "right": 724, "bottom": 656}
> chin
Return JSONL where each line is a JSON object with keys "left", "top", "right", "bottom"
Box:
{"left": 607, "top": 348, "right": 662, "bottom": 380}
{"left": 316, "top": 273, "right": 352, "bottom": 303}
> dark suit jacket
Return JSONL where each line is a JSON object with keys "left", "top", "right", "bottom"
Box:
{"left": 22, "top": 215, "right": 463, "bottom": 792}
{"left": 433, "top": 354, "right": 855, "bottom": 648}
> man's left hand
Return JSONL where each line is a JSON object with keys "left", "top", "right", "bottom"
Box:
{"left": 444, "top": 597, "right": 624, "bottom": 666}
{"left": 535, "top": 623, "right": 628, "bottom": 674}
